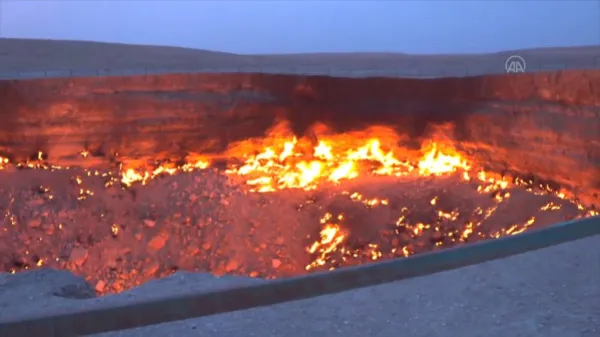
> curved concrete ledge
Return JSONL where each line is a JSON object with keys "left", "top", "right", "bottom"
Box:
{"left": 0, "top": 70, "right": 599, "bottom": 206}
{"left": 0, "top": 216, "right": 598, "bottom": 337}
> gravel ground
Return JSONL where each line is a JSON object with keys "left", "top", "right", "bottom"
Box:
{"left": 0, "top": 164, "right": 592, "bottom": 298}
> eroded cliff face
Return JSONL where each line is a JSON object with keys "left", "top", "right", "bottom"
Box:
{"left": 0, "top": 71, "right": 598, "bottom": 206}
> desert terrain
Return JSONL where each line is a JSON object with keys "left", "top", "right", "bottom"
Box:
{"left": 1, "top": 38, "right": 599, "bottom": 77}
{"left": 0, "top": 38, "right": 598, "bottom": 337}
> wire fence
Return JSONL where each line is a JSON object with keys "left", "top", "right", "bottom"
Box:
{"left": 1, "top": 55, "right": 599, "bottom": 80}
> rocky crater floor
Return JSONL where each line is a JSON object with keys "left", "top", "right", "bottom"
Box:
{"left": 0, "top": 162, "right": 595, "bottom": 303}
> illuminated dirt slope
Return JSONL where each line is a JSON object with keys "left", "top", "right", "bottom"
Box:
{"left": 0, "top": 70, "right": 598, "bottom": 207}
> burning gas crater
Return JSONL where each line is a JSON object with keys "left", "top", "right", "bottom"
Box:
{"left": 0, "top": 121, "right": 597, "bottom": 292}
{"left": 117, "top": 122, "right": 597, "bottom": 272}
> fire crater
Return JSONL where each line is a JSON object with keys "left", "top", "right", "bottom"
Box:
{"left": 0, "top": 121, "right": 596, "bottom": 295}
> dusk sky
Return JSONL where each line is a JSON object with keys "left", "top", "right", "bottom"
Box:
{"left": 1, "top": 1, "right": 599, "bottom": 54}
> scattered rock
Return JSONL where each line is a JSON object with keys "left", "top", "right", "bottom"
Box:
{"left": 185, "top": 245, "right": 200, "bottom": 256}
{"left": 69, "top": 248, "right": 89, "bottom": 267}
{"left": 147, "top": 232, "right": 169, "bottom": 252}
{"left": 56, "top": 210, "right": 70, "bottom": 219}
{"left": 143, "top": 260, "right": 160, "bottom": 276}
{"left": 225, "top": 259, "right": 239, "bottom": 272}
{"left": 430, "top": 231, "right": 444, "bottom": 243}
{"left": 272, "top": 259, "right": 282, "bottom": 269}
{"left": 94, "top": 280, "right": 106, "bottom": 293}
{"left": 143, "top": 219, "right": 156, "bottom": 228}
{"left": 27, "top": 198, "right": 45, "bottom": 207}
{"left": 28, "top": 218, "right": 42, "bottom": 228}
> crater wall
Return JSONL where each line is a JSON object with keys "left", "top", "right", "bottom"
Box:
{"left": 0, "top": 71, "right": 598, "bottom": 206}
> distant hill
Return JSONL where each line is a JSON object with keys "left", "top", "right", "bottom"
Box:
{"left": 0, "top": 37, "right": 598, "bottom": 74}
{"left": 0, "top": 38, "right": 247, "bottom": 72}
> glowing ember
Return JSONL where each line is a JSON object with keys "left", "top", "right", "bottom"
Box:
{"left": 120, "top": 159, "right": 210, "bottom": 187}
{"left": 0, "top": 156, "right": 8, "bottom": 170}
